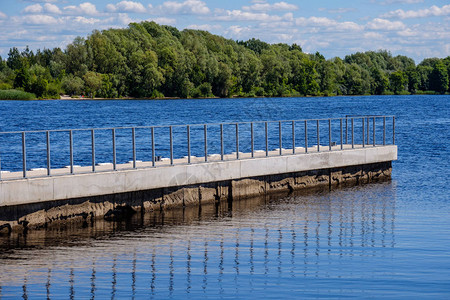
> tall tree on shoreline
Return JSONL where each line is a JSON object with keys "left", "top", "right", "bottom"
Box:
{"left": 429, "top": 62, "right": 449, "bottom": 94}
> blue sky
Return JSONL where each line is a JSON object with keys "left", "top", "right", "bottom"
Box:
{"left": 0, "top": 0, "right": 449, "bottom": 63}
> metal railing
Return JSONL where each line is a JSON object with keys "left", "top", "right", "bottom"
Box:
{"left": 0, "top": 115, "right": 395, "bottom": 181}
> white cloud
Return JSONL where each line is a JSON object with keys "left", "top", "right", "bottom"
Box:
{"left": 23, "top": 4, "right": 44, "bottom": 14}
{"left": 364, "top": 32, "right": 384, "bottom": 39}
{"left": 44, "top": 4, "right": 62, "bottom": 14}
{"left": 224, "top": 25, "right": 252, "bottom": 38}
{"left": 159, "top": 0, "right": 210, "bottom": 15}
{"left": 0, "top": 11, "right": 7, "bottom": 19}
{"left": 382, "top": 4, "right": 450, "bottom": 19}
{"left": 34, "top": 35, "right": 57, "bottom": 42}
{"left": 259, "top": 20, "right": 295, "bottom": 29}
{"left": 393, "top": 23, "right": 450, "bottom": 40}
{"left": 397, "top": 28, "right": 417, "bottom": 37}
{"left": 278, "top": 33, "right": 293, "bottom": 41}
{"left": 306, "top": 38, "right": 330, "bottom": 49}
{"left": 242, "top": 1, "right": 298, "bottom": 12}
{"left": 23, "top": 0, "right": 58, "bottom": 2}
{"left": 187, "top": 24, "right": 222, "bottom": 31}
{"left": 24, "top": 14, "right": 59, "bottom": 25}
{"left": 23, "top": 3, "right": 62, "bottom": 14}
{"left": 215, "top": 10, "right": 293, "bottom": 22}
{"left": 295, "top": 17, "right": 363, "bottom": 32}
{"left": 106, "top": 1, "right": 147, "bottom": 14}
{"left": 102, "top": 13, "right": 136, "bottom": 27}
{"left": 72, "top": 16, "right": 101, "bottom": 25}
{"left": 148, "top": 17, "right": 177, "bottom": 25}
{"left": 105, "top": 4, "right": 116, "bottom": 12}
{"left": 380, "top": 0, "right": 423, "bottom": 4}
{"left": 366, "top": 18, "right": 406, "bottom": 30}
{"left": 116, "top": 13, "right": 134, "bottom": 25}
{"left": 444, "top": 44, "right": 450, "bottom": 57}
{"left": 337, "top": 22, "right": 363, "bottom": 31}
{"left": 79, "top": 2, "right": 99, "bottom": 15}
{"left": 296, "top": 17, "right": 333, "bottom": 26}
{"left": 63, "top": 2, "right": 99, "bottom": 16}
{"left": 318, "top": 7, "right": 356, "bottom": 14}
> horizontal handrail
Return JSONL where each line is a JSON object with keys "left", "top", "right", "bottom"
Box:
{"left": 0, "top": 115, "right": 396, "bottom": 135}
{"left": 345, "top": 114, "right": 392, "bottom": 117}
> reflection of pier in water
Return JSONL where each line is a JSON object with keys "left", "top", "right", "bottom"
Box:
{"left": 0, "top": 183, "right": 396, "bottom": 298}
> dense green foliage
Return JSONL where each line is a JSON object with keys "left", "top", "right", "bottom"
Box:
{"left": 0, "top": 89, "right": 36, "bottom": 100}
{"left": 1, "top": 21, "right": 449, "bottom": 99}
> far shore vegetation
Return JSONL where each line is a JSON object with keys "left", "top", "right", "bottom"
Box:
{"left": 0, "top": 89, "right": 36, "bottom": 100}
{"left": 0, "top": 21, "right": 449, "bottom": 100}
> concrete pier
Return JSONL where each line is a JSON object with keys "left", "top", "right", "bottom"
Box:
{"left": 0, "top": 144, "right": 397, "bottom": 230}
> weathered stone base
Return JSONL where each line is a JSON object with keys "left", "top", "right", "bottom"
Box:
{"left": 0, "top": 162, "right": 391, "bottom": 232}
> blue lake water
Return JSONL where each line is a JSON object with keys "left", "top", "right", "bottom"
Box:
{"left": 0, "top": 95, "right": 449, "bottom": 298}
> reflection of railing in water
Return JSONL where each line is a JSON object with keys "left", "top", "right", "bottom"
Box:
{"left": 0, "top": 115, "right": 395, "bottom": 180}
{"left": 0, "top": 184, "right": 396, "bottom": 298}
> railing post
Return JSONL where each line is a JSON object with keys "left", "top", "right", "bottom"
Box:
{"left": 317, "top": 120, "right": 320, "bottom": 152}
{"left": 328, "top": 119, "right": 332, "bottom": 151}
{"left": 383, "top": 117, "right": 386, "bottom": 146}
{"left": 187, "top": 125, "right": 191, "bottom": 164}
{"left": 362, "top": 117, "right": 365, "bottom": 148}
{"left": 69, "top": 130, "right": 74, "bottom": 174}
{"left": 279, "top": 121, "right": 282, "bottom": 156}
{"left": 345, "top": 117, "right": 348, "bottom": 145}
{"left": 393, "top": 116, "right": 395, "bottom": 144}
{"left": 0, "top": 143, "right": 2, "bottom": 181}
{"left": 373, "top": 117, "right": 376, "bottom": 146}
{"left": 265, "top": 122, "right": 268, "bottom": 157}
{"left": 367, "top": 117, "right": 370, "bottom": 145}
{"left": 204, "top": 125, "right": 207, "bottom": 162}
{"left": 132, "top": 127, "right": 137, "bottom": 168}
{"left": 305, "top": 120, "right": 308, "bottom": 153}
{"left": 220, "top": 124, "right": 224, "bottom": 161}
{"left": 340, "top": 118, "right": 343, "bottom": 150}
{"left": 91, "top": 129, "right": 95, "bottom": 172}
{"left": 351, "top": 118, "right": 354, "bottom": 149}
{"left": 170, "top": 126, "right": 174, "bottom": 165}
{"left": 112, "top": 128, "right": 116, "bottom": 171}
{"left": 251, "top": 122, "right": 254, "bottom": 158}
{"left": 46, "top": 131, "right": 51, "bottom": 176}
{"left": 151, "top": 127, "right": 155, "bottom": 167}
{"left": 236, "top": 123, "right": 239, "bottom": 159}
{"left": 22, "top": 132, "right": 26, "bottom": 178}
{"left": 292, "top": 121, "right": 295, "bottom": 154}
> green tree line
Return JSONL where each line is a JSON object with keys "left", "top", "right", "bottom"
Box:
{"left": 0, "top": 21, "right": 449, "bottom": 99}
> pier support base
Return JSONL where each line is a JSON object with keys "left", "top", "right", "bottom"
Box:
{"left": 0, "top": 161, "right": 391, "bottom": 231}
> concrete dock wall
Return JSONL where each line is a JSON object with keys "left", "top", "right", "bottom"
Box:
{"left": 0, "top": 145, "right": 396, "bottom": 230}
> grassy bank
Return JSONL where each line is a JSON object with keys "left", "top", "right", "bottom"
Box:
{"left": 0, "top": 89, "right": 36, "bottom": 100}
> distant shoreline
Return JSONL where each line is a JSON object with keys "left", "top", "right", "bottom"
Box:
{"left": 1, "top": 92, "right": 448, "bottom": 101}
